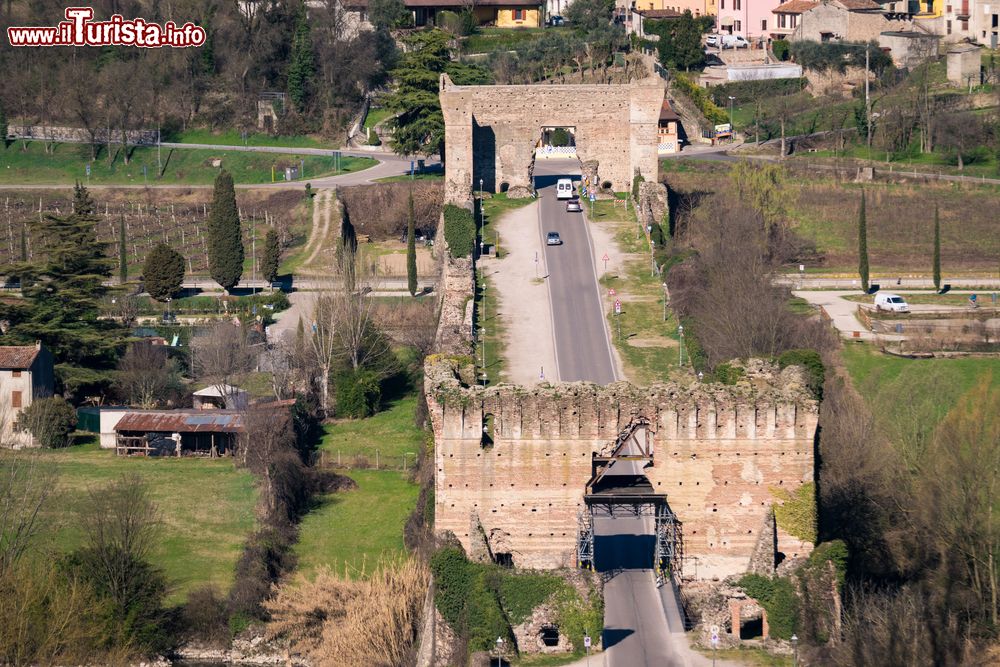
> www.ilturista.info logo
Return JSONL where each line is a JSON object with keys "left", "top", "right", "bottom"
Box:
{"left": 7, "top": 7, "right": 206, "bottom": 47}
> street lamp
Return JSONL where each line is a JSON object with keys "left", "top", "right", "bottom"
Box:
{"left": 495, "top": 637, "right": 504, "bottom": 667}
{"left": 791, "top": 634, "right": 798, "bottom": 667}
{"left": 677, "top": 324, "right": 684, "bottom": 367}
{"left": 728, "top": 96, "right": 736, "bottom": 141}
{"left": 662, "top": 282, "right": 668, "bottom": 321}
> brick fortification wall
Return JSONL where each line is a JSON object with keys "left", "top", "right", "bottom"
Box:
{"left": 426, "top": 358, "right": 819, "bottom": 579}
{"left": 440, "top": 74, "right": 665, "bottom": 204}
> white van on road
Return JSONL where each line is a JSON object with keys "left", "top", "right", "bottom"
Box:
{"left": 874, "top": 293, "right": 910, "bottom": 313}
{"left": 556, "top": 178, "right": 574, "bottom": 200}
{"left": 721, "top": 34, "right": 749, "bottom": 49}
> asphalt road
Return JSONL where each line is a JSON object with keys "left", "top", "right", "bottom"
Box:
{"left": 534, "top": 160, "right": 617, "bottom": 385}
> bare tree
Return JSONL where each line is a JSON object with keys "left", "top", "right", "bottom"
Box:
{"left": 242, "top": 406, "right": 303, "bottom": 519}
{"left": 107, "top": 293, "right": 141, "bottom": 328}
{"left": 0, "top": 450, "right": 55, "bottom": 577}
{"left": 191, "top": 321, "right": 256, "bottom": 396}
{"left": 115, "top": 341, "right": 182, "bottom": 409}
{"left": 332, "top": 245, "right": 389, "bottom": 372}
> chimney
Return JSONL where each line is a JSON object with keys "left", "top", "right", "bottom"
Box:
{"left": 35, "top": 340, "right": 41, "bottom": 350}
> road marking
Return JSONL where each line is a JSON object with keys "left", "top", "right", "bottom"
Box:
{"left": 537, "top": 196, "right": 561, "bottom": 384}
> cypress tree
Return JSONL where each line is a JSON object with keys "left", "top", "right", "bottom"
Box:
{"left": 206, "top": 170, "right": 244, "bottom": 292}
{"left": 406, "top": 190, "right": 417, "bottom": 297}
{"left": 143, "top": 243, "right": 186, "bottom": 301}
{"left": 858, "top": 190, "right": 869, "bottom": 292}
{"left": 287, "top": 8, "right": 316, "bottom": 112}
{"left": 932, "top": 204, "right": 941, "bottom": 292}
{"left": 118, "top": 215, "right": 128, "bottom": 283}
{"left": 261, "top": 228, "right": 280, "bottom": 285}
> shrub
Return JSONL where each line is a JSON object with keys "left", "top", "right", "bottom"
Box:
{"left": 772, "top": 39, "right": 790, "bottom": 61}
{"left": 672, "top": 73, "right": 727, "bottom": 125}
{"left": 550, "top": 127, "right": 570, "bottom": 147}
{"left": 631, "top": 171, "right": 645, "bottom": 202}
{"left": 778, "top": 348, "right": 825, "bottom": 400}
{"left": 443, "top": 204, "right": 476, "bottom": 258}
{"left": 143, "top": 243, "right": 186, "bottom": 301}
{"left": 334, "top": 368, "right": 382, "bottom": 418}
{"left": 498, "top": 573, "right": 565, "bottom": 624}
{"left": 788, "top": 40, "right": 892, "bottom": 75}
{"left": 367, "top": 131, "right": 382, "bottom": 146}
{"left": 711, "top": 362, "right": 745, "bottom": 385}
{"left": 181, "top": 585, "right": 230, "bottom": 645}
{"left": 738, "top": 574, "right": 799, "bottom": 640}
{"left": 805, "top": 539, "right": 849, "bottom": 589}
{"left": 16, "top": 396, "right": 77, "bottom": 448}
{"left": 554, "top": 584, "right": 603, "bottom": 652}
{"left": 707, "top": 77, "right": 806, "bottom": 106}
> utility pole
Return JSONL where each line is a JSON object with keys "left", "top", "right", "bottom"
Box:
{"left": 865, "top": 46, "right": 872, "bottom": 149}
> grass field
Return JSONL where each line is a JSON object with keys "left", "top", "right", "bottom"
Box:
{"left": 318, "top": 394, "right": 425, "bottom": 466}
{"left": 364, "top": 107, "right": 393, "bottom": 131}
{"left": 16, "top": 439, "right": 257, "bottom": 604}
{"left": 461, "top": 26, "right": 565, "bottom": 54}
{"left": 294, "top": 469, "right": 419, "bottom": 578}
{"left": 172, "top": 129, "right": 332, "bottom": 150}
{"left": 0, "top": 141, "right": 375, "bottom": 185}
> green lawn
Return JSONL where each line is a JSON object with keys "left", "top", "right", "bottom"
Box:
{"left": 478, "top": 270, "right": 505, "bottom": 385}
{"left": 17, "top": 439, "right": 257, "bottom": 604}
{"left": 319, "top": 394, "right": 425, "bottom": 466}
{"left": 294, "top": 469, "right": 419, "bottom": 578}
{"left": 461, "top": 27, "right": 562, "bottom": 54}
{"left": 0, "top": 141, "right": 375, "bottom": 185}
{"left": 172, "top": 129, "right": 332, "bottom": 149}
{"left": 375, "top": 172, "right": 445, "bottom": 183}
{"left": 364, "top": 107, "right": 393, "bottom": 131}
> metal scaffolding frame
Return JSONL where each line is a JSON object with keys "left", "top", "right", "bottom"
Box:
{"left": 576, "top": 511, "right": 594, "bottom": 570}
{"left": 654, "top": 504, "right": 682, "bottom": 576}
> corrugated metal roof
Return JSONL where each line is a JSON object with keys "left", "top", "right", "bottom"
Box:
{"left": 114, "top": 410, "right": 245, "bottom": 434}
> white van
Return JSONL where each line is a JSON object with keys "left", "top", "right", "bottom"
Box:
{"left": 556, "top": 178, "right": 574, "bottom": 200}
{"left": 721, "top": 34, "right": 749, "bottom": 49}
{"left": 874, "top": 293, "right": 909, "bottom": 313}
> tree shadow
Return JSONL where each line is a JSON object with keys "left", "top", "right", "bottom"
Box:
{"left": 602, "top": 628, "right": 635, "bottom": 649}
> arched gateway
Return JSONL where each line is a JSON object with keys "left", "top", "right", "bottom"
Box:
{"left": 439, "top": 73, "right": 666, "bottom": 204}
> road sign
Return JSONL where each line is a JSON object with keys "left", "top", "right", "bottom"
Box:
{"left": 711, "top": 633, "right": 719, "bottom": 646}
{"left": 583, "top": 635, "right": 591, "bottom": 648}
{"left": 602, "top": 253, "right": 610, "bottom": 261}
{"left": 710, "top": 625, "right": 719, "bottom": 634}
{"left": 85, "top": 164, "right": 91, "bottom": 176}
{"left": 608, "top": 288, "right": 616, "bottom": 296}
{"left": 614, "top": 299, "right": 621, "bottom": 315}
{"left": 589, "top": 193, "right": 596, "bottom": 202}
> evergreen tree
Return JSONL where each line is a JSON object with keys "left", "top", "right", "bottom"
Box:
{"left": 118, "top": 216, "right": 128, "bottom": 283}
{"left": 261, "top": 228, "right": 281, "bottom": 285}
{"left": 0, "top": 104, "right": 7, "bottom": 149}
{"left": 385, "top": 30, "right": 451, "bottom": 157}
{"left": 206, "top": 170, "right": 244, "bottom": 292}
{"left": 932, "top": 204, "right": 941, "bottom": 291}
{"left": 406, "top": 191, "right": 417, "bottom": 297}
{"left": 369, "top": 0, "right": 410, "bottom": 30}
{"left": 287, "top": 8, "right": 317, "bottom": 112}
{"left": 0, "top": 183, "right": 120, "bottom": 379}
{"left": 143, "top": 244, "right": 186, "bottom": 302}
{"left": 858, "top": 190, "right": 869, "bottom": 292}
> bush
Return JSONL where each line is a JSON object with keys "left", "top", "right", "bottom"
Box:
{"left": 738, "top": 574, "right": 799, "bottom": 640}
{"left": 711, "top": 362, "right": 745, "bottom": 385}
{"left": 707, "top": 78, "right": 806, "bottom": 106}
{"left": 788, "top": 40, "right": 892, "bottom": 75}
{"left": 443, "top": 204, "right": 476, "bottom": 258}
{"left": 498, "top": 572, "right": 565, "bottom": 625}
{"left": 334, "top": 368, "right": 382, "bottom": 418}
{"left": 437, "top": 9, "right": 477, "bottom": 36}
{"left": 554, "top": 584, "right": 603, "bottom": 652}
{"left": 672, "top": 73, "right": 727, "bottom": 125}
{"left": 772, "top": 39, "right": 790, "bottom": 61}
{"left": 550, "top": 127, "right": 570, "bottom": 147}
{"left": 778, "top": 348, "right": 825, "bottom": 400}
{"left": 142, "top": 243, "right": 186, "bottom": 301}
{"left": 16, "top": 396, "right": 77, "bottom": 448}
{"left": 367, "top": 130, "right": 382, "bottom": 146}
{"left": 228, "top": 524, "right": 297, "bottom": 622}
{"left": 181, "top": 585, "right": 230, "bottom": 645}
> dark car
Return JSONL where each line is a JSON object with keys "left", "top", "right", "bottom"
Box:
{"left": 547, "top": 15, "right": 564, "bottom": 26}
{"left": 546, "top": 232, "right": 562, "bottom": 246}
{"left": 566, "top": 200, "right": 582, "bottom": 213}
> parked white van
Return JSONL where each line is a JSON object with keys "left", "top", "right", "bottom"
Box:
{"left": 874, "top": 293, "right": 909, "bottom": 313}
{"left": 556, "top": 178, "right": 574, "bottom": 200}
{"left": 721, "top": 34, "right": 749, "bottom": 49}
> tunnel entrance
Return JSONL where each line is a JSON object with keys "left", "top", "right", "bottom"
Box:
{"left": 576, "top": 419, "right": 682, "bottom": 576}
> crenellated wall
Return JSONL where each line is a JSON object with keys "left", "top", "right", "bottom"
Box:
{"left": 426, "top": 359, "right": 818, "bottom": 578}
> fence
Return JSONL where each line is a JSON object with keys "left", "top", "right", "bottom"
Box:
{"left": 315, "top": 449, "right": 418, "bottom": 472}
{"left": 535, "top": 145, "right": 578, "bottom": 159}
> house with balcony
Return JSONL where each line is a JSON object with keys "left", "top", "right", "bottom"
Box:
{"left": 717, "top": 0, "right": 782, "bottom": 42}
{"left": 658, "top": 100, "right": 682, "bottom": 154}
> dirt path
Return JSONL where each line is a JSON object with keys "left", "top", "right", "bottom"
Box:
{"left": 487, "top": 200, "right": 558, "bottom": 385}
{"left": 299, "top": 189, "right": 334, "bottom": 273}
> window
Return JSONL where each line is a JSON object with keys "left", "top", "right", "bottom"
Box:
{"left": 721, "top": 0, "right": 725, "bottom": 9}
{"left": 961, "top": 19, "right": 968, "bottom": 29}
{"left": 735, "top": 19, "right": 741, "bottom": 31}
{"left": 514, "top": 8, "right": 524, "bottom": 20}
{"left": 791, "top": 15, "right": 798, "bottom": 27}
{"left": 11, "top": 391, "right": 21, "bottom": 409}
{"left": 947, "top": 19, "right": 952, "bottom": 33}
{"left": 761, "top": 19, "right": 767, "bottom": 30}
{"left": 735, "top": 0, "right": 741, "bottom": 8}
{"left": 11, "top": 370, "right": 20, "bottom": 378}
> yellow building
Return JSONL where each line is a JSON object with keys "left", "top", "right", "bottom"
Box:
{"left": 914, "top": 0, "right": 943, "bottom": 19}
{"left": 494, "top": 5, "right": 543, "bottom": 27}
{"left": 344, "top": 0, "right": 543, "bottom": 29}
{"left": 632, "top": 0, "right": 711, "bottom": 17}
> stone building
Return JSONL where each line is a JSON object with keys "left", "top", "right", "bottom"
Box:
{"left": 426, "top": 358, "right": 819, "bottom": 579}
{"left": 0, "top": 342, "right": 54, "bottom": 448}
{"left": 776, "top": 0, "right": 913, "bottom": 42}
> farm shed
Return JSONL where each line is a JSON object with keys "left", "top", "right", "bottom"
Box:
{"left": 114, "top": 410, "right": 244, "bottom": 457}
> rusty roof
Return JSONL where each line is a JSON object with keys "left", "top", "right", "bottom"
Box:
{"left": 773, "top": 0, "right": 819, "bottom": 13}
{"left": 114, "top": 410, "right": 245, "bottom": 434}
{"left": 0, "top": 345, "right": 40, "bottom": 370}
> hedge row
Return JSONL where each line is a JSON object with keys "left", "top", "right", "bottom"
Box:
{"left": 672, "top": 73, "right": 728, "bottom": 126}
{"left": 707, "top": 78, "right": 807, "bottom": 107}
{"left": 443, "top": 204, "right": 476, "bottom": 258}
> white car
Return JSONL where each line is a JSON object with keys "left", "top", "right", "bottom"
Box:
{"left": 546, "top": 232, "right": 563, "bottom": 246}
{"left": 721, "top": 34, "right": 749, "bottom": 49}
{"left": 705, "top": 34, "right": 719, "bottom": 48}
{"left": 566, "top": 200, "right": 582, "bottom": 213}
{"left": 874, "top": 293, "right": 909, "bottom": 313}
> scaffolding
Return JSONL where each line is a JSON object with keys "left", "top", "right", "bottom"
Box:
{"left": 654, "top": 504, "right": 682, "bottom": 576}
{"left": 576, "top": 511, "right": 594, "bottom": 570}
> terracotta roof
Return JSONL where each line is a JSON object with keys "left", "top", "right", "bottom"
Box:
{"left": 773, "top": 0, "right": 818, "bottom": 14}
{"left": 837, "top": 0, "right": 881, "bottom": 9}
{"left": 0, "top": 345, "right": 40, "bottom": 370}
{"left": 344, "top": 0, "right": 540, "bottom": 7}
{"left": 115, "top": 410, "right": 245, "bottom": 434}
{"left": 634, "top": 8, "right": 683, "bottom": 18}
{"left": 659, "top": 100, "right": 680, "bottom": 121}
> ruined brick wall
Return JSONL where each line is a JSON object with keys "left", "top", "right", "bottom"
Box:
{"left": 440, "top": 74, "right": 665, "bottom": 204}
{"left": 426, "top": 359, "right": 818, "bottom": 579}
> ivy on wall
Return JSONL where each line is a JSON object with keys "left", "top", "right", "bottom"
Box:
{"left": 772, "top": 481, "right": 818, "bottom": 544}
